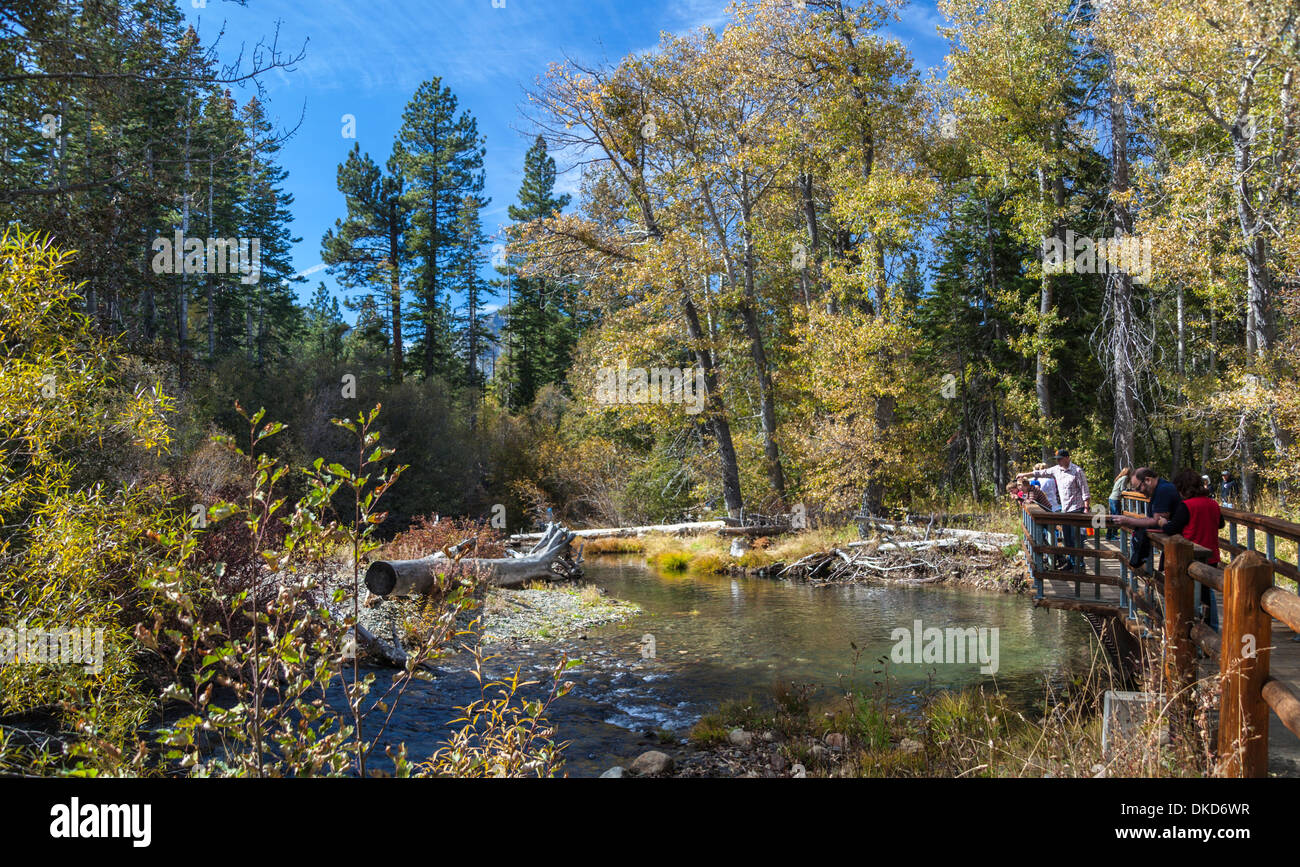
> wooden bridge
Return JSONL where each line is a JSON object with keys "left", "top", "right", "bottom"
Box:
{"left": 1020, "top": 493, "right": 1300, "bottom": 776}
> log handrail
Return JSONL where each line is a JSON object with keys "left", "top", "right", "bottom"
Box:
{"left": 1221, "top": 507, "right": 1300, "bottom": 540}
{"left": 1019, "top": 500, "right": 1300, "bottom": 777}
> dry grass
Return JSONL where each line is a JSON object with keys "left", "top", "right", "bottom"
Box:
{"left": 764, "top": 526, "right": 859, "bottom": 561}
{"left": 689, "top": 637, "right": 1217, "bottom": 778}
{"left": 581, "top": 536, "right": 647, "bottom": 555}
{"left": 629, "top": 525, "right": 866, "bottom": 574}
{"left": 378, "top": 514, "right": 507, "bottom": 561}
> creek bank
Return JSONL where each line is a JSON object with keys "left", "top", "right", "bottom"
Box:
{"left": 604, "top": 731, "right": 930, "bottom": 778}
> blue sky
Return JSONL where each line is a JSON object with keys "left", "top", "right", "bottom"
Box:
{"left": 184, "top": 0, "right": 948, "bottom": 314}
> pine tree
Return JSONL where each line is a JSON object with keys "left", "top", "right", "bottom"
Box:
{"left": 392, "top": 78, "right": 487, "bottom": 382}
{"left": 197, "top": 89, "right": 246, "bottom": 360}
{"left": 304, "top": 282, "right": 347, "bottom": 363}
{"left": 449, "top": 194, "right": 492, "bottom": 389}
{"left": 500, "top": 135, "right": 573, "bottom": 409}
{"left": 321, "top": 143, "right": 409, "bottom": 381}
{"left": 237, "top": 97, "right": 303, "bottom": 367}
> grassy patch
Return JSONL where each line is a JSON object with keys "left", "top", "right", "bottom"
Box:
{"left": 690, "top": 697, "right": 774, "bottom": 746}
{"left": 649, "top": 550, "right": 693, "bottom": 572}
{"left": 688, "top": 552, "right": 730, "bottom": 574}
{"left": 583, "top": 536, "right": 647, "bottom": 555}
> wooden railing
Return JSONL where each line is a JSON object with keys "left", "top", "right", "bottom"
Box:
{"left": 1020, "top": 494, "right": 1300, "bottom": 777}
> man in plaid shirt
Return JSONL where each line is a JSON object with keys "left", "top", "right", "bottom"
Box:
{"left": 1017, "top": 448, "right": 1091, "bottom": 569}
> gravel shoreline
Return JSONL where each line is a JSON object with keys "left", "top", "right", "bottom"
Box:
{"left": 320, "top": 569, "right": 641, "bottom": 661}
{"left": 466, "top": 585, "right": 641, "bottom": 646}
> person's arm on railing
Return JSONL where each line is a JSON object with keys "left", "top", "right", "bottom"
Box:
{"left": 1114, "top": 511, "right": 1169, "bottom": 531}
{"left": 1160, "top": 500, "right": 1191, "bottom": 536}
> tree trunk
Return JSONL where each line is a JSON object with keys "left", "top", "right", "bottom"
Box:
{"left": 1233, "top": 128, "right": 1273, "bottom": 358}
{"left": 1036, "top": 165, "right": 1056, "bottom": 460}
{"left": 207, "top": 157, "right": 216, "bottom": 360}
{"left": 683, "top": 283, "right": 744, "bottom": 517}
{"left": 179, "top": 106, "right": 191, "bottom": 364}
{"left": 1203, "top": 307, "right": 1217, "bottom": 469}
{"left": 1109, "top": 65, "right": 1137, "bottom": 471}
{"left": 365, "top": 523, "right": 580, "bottom": 595}
{"left": 799, "top": 171, "right": 819, "bottom": 308}
{"left": 699, "top": 176, "right": 785, "bottom": 503}
{"left": 1232, "top": 124, "right": 1291, "bottom": 489}
{"left": 388, "top": 198, "right": 404, "bottom": 383}
{"left": 741, "top": 173, "right": 786, "bottom": 503}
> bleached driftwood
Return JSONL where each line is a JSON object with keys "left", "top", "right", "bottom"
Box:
{"left": 365, "top": 523, "right": 582, "bottom": 597}
{"left": 859, "top": 519, "right": 1014, "bottom": 551}
{"left": 850, "top": 538, "right": 962, "bottom": 553}
{"left": 507, "top": 520, "right": 726, "bottom": 544}
{"left": 344, "top": 623, "right": 408, "bottom": 668}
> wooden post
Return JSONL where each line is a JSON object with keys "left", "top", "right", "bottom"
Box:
{"left": 1162, "top": 534, "right": 1196, "bottom": 723}
{"left": 1217, "top": 550, "right": 1273, "bottom": 777}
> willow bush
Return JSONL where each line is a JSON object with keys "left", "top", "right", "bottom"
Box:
{"left": 0, "top": 231, "right": 569, "bottom": 777}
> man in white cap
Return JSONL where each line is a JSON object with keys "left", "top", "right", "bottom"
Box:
{"left": 1219, "top": 471, "right": 1237, "bottom": 509}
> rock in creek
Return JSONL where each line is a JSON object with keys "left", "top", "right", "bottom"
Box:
{"left": 631, "top": 750, "right": 675, "bottom": 776}
{"left": 728, "top": 728, "right": 754, "bottom": 749}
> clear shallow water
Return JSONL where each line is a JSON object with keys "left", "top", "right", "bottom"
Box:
{"left": 348, "top": 556, "right": 1101, "bottom": 777}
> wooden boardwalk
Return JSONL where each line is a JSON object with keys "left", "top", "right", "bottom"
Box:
{"left": 1022, "top": 507, "right": 1300, "bottom": 777}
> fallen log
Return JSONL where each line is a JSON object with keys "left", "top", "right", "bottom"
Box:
{"left": 346, "top": 623, "right": 408, "bottom": 668}
{"left": 366, "top": 522, "right": 582, "bottom": 596}
{"left": 717, "top": 525, "right": 790, "bottom": 537}
{"left": 508, "top": 520, "right": 725, "bottom": 544}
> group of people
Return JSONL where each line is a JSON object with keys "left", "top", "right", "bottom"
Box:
{"left": 1108, "top": 467, "right": 1227, "bottom": 629}
{"left": 1006, "top": 448, "right": 1092, "bottom": 569}
{"left": 1007, "top": 451, "right": 1230, "bottom": 630}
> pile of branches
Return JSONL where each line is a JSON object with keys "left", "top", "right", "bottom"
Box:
{"left": 777, "top": 537, "right": 1005, "bottom": 584}
{"left": 778, "top": 544, "right": 943, "bottom": 583}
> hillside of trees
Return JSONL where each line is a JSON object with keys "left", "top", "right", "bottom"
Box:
{"left": 3, "top": 0, "right": 1298, "bottom": 539}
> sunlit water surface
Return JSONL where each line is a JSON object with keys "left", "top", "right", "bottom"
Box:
{"left": 345, "top": 556, "right": 1101, "bottom": 776}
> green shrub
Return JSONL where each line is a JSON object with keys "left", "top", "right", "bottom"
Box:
{"left": 688, "top": 553, "right": 730, "bottom": 574}
{"left": 649, "top": 550, "right": 692, "bottom": 571}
